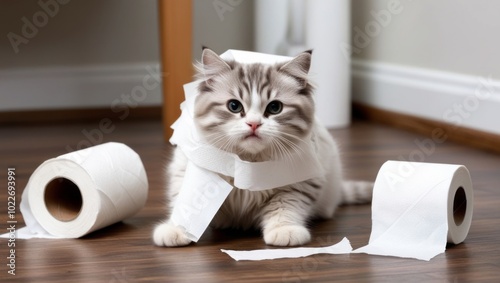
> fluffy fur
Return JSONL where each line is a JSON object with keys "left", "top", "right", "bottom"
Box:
{"left": 153, "top": 48, "right": 372, "bottom": 247}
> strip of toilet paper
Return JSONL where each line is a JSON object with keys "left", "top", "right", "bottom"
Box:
{"left": 221, "top": 161, "right": 473, "bottom": 261}
{"left": 1, "top": 142, "right": 148, "bottom": 239}
{"left": 169, "top": 50, "right": 323, "bottom": 241}
{"left": 172, "top": 76, "right": 323, "bottom": 191}
{"left": 221, "top": 237, "right": 353, "bottom": 261}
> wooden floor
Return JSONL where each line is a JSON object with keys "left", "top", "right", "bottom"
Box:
{"left": 1, "top": 118, "right": 499, "bottom": 282}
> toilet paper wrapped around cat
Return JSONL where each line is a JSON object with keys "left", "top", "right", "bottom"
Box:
{"left": 154, "top": 48, "right": 377, "bottom": 248}
{"left": 167, "top": 50, "right": 324, "bottom": 242}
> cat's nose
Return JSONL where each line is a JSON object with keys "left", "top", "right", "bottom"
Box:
{"left": 246, "top": 122, "right": 261, "bottom": 132}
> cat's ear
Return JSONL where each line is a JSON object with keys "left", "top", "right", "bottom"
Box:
{"left": 197, "top": 47, "right": 231, "bottom": 79}
{"left": 279, "top": 50, "right": 312, "bottom": 86}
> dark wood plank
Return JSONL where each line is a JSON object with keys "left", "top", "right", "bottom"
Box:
{"left": 1, "top": 119, "right": 499, "bottom": 282}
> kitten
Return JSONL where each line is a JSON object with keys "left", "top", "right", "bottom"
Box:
{"left": 153, "top": 48, "right": 372, "bottom": 247}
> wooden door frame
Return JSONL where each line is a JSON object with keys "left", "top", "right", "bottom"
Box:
{"left": 158, "top": 0, "right": 193, "bottom": 141}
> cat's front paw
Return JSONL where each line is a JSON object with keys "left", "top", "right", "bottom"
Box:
{"left": 153, "top": 222, "right": 192, "bottom": 247}
{"left": 263, "top": 225, "right": 311, "bottom": 246}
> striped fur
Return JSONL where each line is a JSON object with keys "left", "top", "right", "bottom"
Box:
{"left": 153, "top": 48, "right": 373, "bottom": 247}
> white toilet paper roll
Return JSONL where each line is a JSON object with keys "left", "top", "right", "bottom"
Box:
{"left": 17, "top": 142, "right": 148, "bottom": 238}
{"left": 354, "top": 160, "right": 473, "bottom": 260}
{"left": 254, "top": 0, "right": 288, "bottom": 54}
{"left": 305, "top": 0, "right": 351, "bottom": 128}
{"left": 221, "top": 161, "right": 474, "bottom": 261}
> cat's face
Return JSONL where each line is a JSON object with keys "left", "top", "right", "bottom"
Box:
{"left": 194, "top": 49, "right": 315, "bottom": 159}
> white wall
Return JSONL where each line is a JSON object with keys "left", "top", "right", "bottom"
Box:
{"left": 351, "top": 0, "right": 500, "bottom": 135}
{"left": 0, "top": 0, "right": 161, "bottom": 111}
{"left": 6, "top": 0, "right": 498, "bottom": 134}
{"left": 0, "top": 0, "right": 160, "bottom": 68}
{"left": 0, "top": 0, "right": 254, "bottom": 112}
{"left": 351, "top": 0, "right": 500, "bottom": 78}
{"left": 192, "top": 0, "right": 254, "bottom": 61}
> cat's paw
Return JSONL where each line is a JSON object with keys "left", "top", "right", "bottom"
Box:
{"left": 153, "top": 222, "right": 192, "bottom": 247}
{"left": 263, "top": 225, "right": 311, "bottom": 246}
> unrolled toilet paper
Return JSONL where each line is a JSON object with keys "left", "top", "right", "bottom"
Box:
{"left": 169, "top": 50, "right": 323, "bottom": 242}
{"left": 221, "top": 161, "right": 473, "bottom": 261}
{"left": 6, "top": 142, "right": 148, "bottom": 239}
{"left": 353, "top": 161, "right": 473, "bottom": 260}
{"left": 221, "top": 237, "right": 353, "bottom": 261}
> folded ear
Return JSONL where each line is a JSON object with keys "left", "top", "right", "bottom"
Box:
{"left": 279, "top": 50, "right": 312, "bottom": 85}
{"left": 197, "top": 47, "right": 231, "bottom": 79}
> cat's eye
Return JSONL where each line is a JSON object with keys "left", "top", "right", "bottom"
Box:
{"left": 227, "top": 99, "right": 243, "bottom": 113}
{"left": 266, "top": 101, "right": 283, "bottom": 115}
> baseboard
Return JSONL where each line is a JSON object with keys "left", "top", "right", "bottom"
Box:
{"left": 0, "top": 106, "right": 162, "bottom": 125}
{"left": 353, "top": 102, "right": 500, "bottom": 154}
{"left": 0, "top": 62, "right": 163, "bottom": 112}
{"left": 351, "top": 59, "right": 500, "bottom": 136}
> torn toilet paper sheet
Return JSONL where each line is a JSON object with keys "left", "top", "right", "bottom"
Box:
{"left": 220, "top": 161, "right": 473, "bottom": 262}
{"left": 168, "top": 50, "right": 323, "bottom": 242}
{"left": 7, "top": 227, "right": 61, "bottom": 239}
{"left": 221, "top": 237, "right": 353, "bottom": 261}
{"left": 169, "top": 162, "right": 234, "bottom": 242}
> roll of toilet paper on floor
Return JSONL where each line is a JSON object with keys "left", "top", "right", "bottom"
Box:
{"left": 221, "top": 161, "right": 473, "bottom": 261}
{"left": 14, "top": 142, "right": 148, "bottom": 239}
{"left": 354, "top": 160, "right": 473, "bottom": 260}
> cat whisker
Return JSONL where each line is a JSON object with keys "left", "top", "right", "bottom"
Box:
{"left": 264, "top": 131, "right": 305, "bottom": 156}
{"left": 264, "top": 126, "right": 306, "bottom": 145}
{"left": 220, "top": 135, "right": 240, "bottom": 153}
{"left": 269, "top": 136, "right": 295, "bottom": 164}
{"left": 269, "top": 138, "right": 285, "bottom": 161}
{"left": 204, "top": 132, "right": 240, "bottom": 154}
{"left": 263, "top": 132, "right": 312, "bottom": 172}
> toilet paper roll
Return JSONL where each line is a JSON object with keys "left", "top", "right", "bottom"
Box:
{"left": 354, "top": 160, "right": 473, "bottom": 260}
{"left": 255, "top": 0, "right": 351, "bottom": 128}
{"left": 305, "top": 0, "right": 351, "bottom": 128}
{"left": 15, "top": 142, "right": 148, "bottom": 239}
{"left": 221, "top": 161, "right": 473, "bottom": 261}
{"left": 254, "top": 0, "right": 288, "bottom": 54}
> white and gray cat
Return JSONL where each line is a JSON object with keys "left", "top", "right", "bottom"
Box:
{"left": 153, "top": 48, "right": 372, "bottom": 247}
